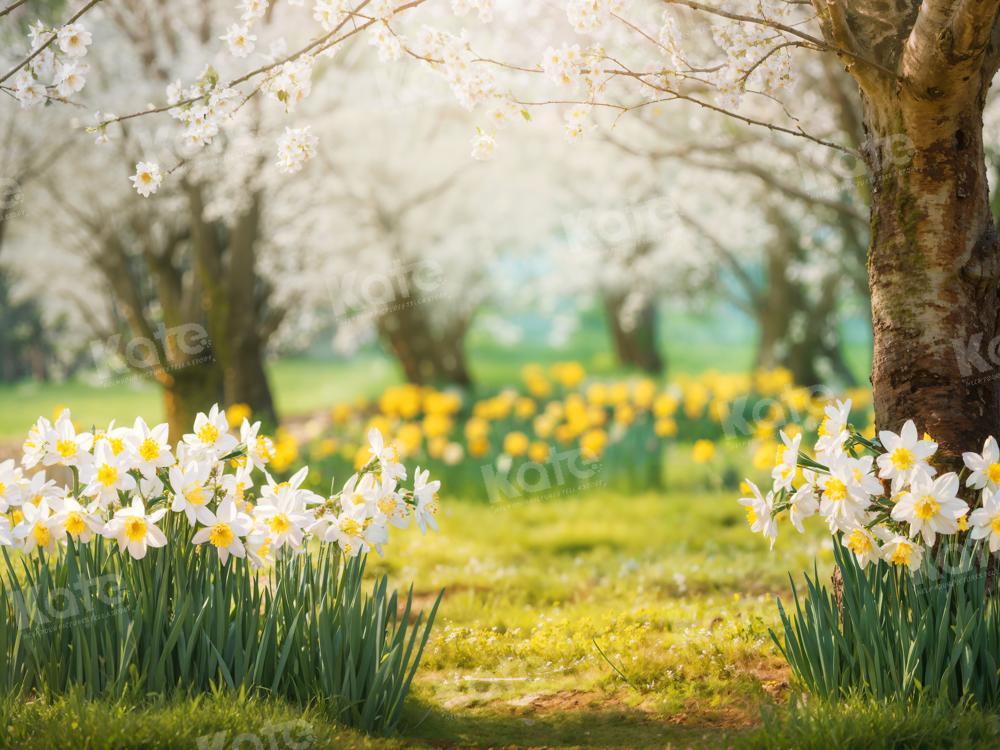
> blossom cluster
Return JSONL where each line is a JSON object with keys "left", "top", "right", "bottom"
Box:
{"left": 739, "top": 400, "right": 1000, "bottom": 572}
{"left": 276, "top": 126, "right": 319, "bottom": 173}
{"left": 12, "top": 21, "right": 92, "bottom": 108}
{"left": 566, "top": 0, "right": 624, "bottom": 35}
{"left": 705, "top": 5, "right": 793, "bottom": 108}
{"left": 2, "top": 405, "right": 439, "bottom": 566}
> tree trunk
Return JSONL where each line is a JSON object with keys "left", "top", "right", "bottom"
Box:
{"left": 603, "top": 293, "right": 664, "bottom": 374}
{"left": 223, "top": 337, "right": 277, "bottom": 428}
{"left": 162, "top": 363, "right": 225, "bottom": 441}
{"left": 376, "top": 302, "right": 472, "bottom": 387}
{"left": 864, "top": 93, "right": 1000, "bottom": 468}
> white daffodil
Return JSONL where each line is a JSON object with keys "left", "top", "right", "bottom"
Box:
{"left": 336, "top": 472, "right": 380, "bottom": 516}
{"left": 21, "top": 415, "right": 51, "bottom": 468}
{"left": 252, "top": 493, "right": 311, "bottom": 552}
{"left": 876, "top": 420, "right": 937, "bottom": 491}
{"left": 259, "top": 466, "right": 309, "bottom": 507}
{"left": 814, "top": 399, "right": 851, "bottom": 460}
{"left": 183, "top": 404, "right": 238, "bottom": 458}
{"left": 771, "top": 430, "right": 801, "bottom": 493}
{"left": 220, "top": 463, "right": 255, "bottom": 510}
{"left": 841, "top": 524, "right": 881, "bottom": 567}
{"left": 240, "top": 419, "right": 273, "bottom": 470}
{"left": 17, "top": 469, "right": 60, "bottom": 510}
{"left": 168, "top": 460, "right": 215, "bottom": 526}
{"left": 890, "top": 470, "right": 966, "bottom": 545}
{"left": 817, "top": 455, "right": 880, "bottom": 533}
{"left": 969, "top": 487, "right": 1000, "bottom": 552}
{"left": 368, "top": 428, "right": 406, "bottom": 482}
{"left": 788, "top": 476, "right": 818, "bottom": 533}
{"left": 413, "top": 467, "right": 440, "bottom": 534}
{"left": 881, "top": 534, "right": 925, "bottom": 572}
{"left": 126, "top": 417, "right": 174, "bottom": 477}
{"left": 192, "top": 499, "right": 253, "bottom": 564}
{"left": 139, "top": 473, "right": 165, "bottom": 500}
{"left": 0, "top": 460, "right": 22, "bottom": 512}
{"left": 43, "top": 409, "right": 93, "bottom": 467}
{"left": 51, "top": 495, "right": 104, "bottom": 543}
{"left": 81, "top": 441, "right": 137, "bottom": 506}
{"left": 244, "top": 527, "right": 275, "bottom": 569}
{"left": 322, "top": 504, "right": 371, "bottom": 557}
{"left": 104, "top": 498, "right": 167, "bottom": 560}
{"left": 92, "top": 420, "right": 132, "bottom": 459}
{"left": 738, "top": 480, "right": 777, "bottom": 549}
{"left": 13, "top": 499, "right": 62, "bottom": 554}
{"left": 963, "top": 435, "right": 1000, "bottom": 491}
{"left": 0, "top": 515, "right": 13, "bottom": 547}
{"left": 373, "top": 479, "right": 409, "bottom": 530}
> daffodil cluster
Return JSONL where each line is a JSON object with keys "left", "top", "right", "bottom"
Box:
{"left": 738, "top": 399, "right": 1000, "bottom": 572}
{"left": 3, "top": 405, "right": 439, "bottom": 565}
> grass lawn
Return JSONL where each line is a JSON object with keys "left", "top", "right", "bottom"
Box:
{"left": 5, "top": 476, "right": 1000, "bottom": 748}
{"left": 1, "top": 485, "right": 804, "bottom": 748}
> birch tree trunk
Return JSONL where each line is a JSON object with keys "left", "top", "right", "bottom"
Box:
{"left": 815, "top": 1, "right": 1000, "bottom": 468}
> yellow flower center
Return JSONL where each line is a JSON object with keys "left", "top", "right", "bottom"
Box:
{"left": 824, "top": 478, "right": 847, "bottom": 502}
{"left": 0, "top": 482, "right": 5, "bottom": 496}
{"left": 378, "top": 496, "right": 397, "bottom": 515}
{"left": 32, "top": 523, "right": 50, "bottom": 547}
{"left": 124, "top": 517, "right": 147, "bottom": 542}
{"left": 139, "top": 438, "right": 160, "bottom": 461}
{"left": 818, "top": 417, "right": 831, "bottom": 437}
{"left": 914, "top": 495, "right": 940, "bottom": 521}
{"left": 340, "top": 517, "right": 362, "bottom": 537}
{"left": 185, "top": 486, "right": 206, "bottom": 506}
{"left": 890, "top": 447, "right": 914, "bottom": 471}
{"left": 109, "top": 437, "right": 124, "bottom": 455}
{"left": 65, "top": 512, "right": 86, "bottom": 537}
{"left": 991, "top": 516, "right": 1000, "bottom": 535}
{"left": 209, "top": 522, "right": 234, "bottom": 548}
{"left": 198, "top": 423, "right": 219, "bottom": 445}
{"left": 56, "top": 439, "right": 76, "bottom": 458}
{"left": 268, "top": 514, "right": 291, "bottom": 534}
{"left": 890, "top": 542, "right": 913, "bottom": 567}
{"left": 988, "top": 463, "right": 1000, "bottom": 483}
{"left": 846, "top": 529, "right": 872, "bottom": 555}
{"left": 744, "top": 506, "right": 757, "bottom": 526}
{"left": 96, "top": 464, "right": 118, "bottom": 488}
{"left": 256, "top": 436, "right": 273, "bottom": 460}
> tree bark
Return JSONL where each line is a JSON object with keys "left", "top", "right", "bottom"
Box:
{"left": 863, "top": 88, "right": 1000, "bottom": 468}
{"left": 162, "top": 363, "right": 225, "bottom": 441}
{"left": 376, "top": 301, "right": 472, "bottom": 387}
{"left": 811, "top": 0, "right": 1000, "bottom": 469}
{"left": 187, "top": 185, "right": 278, "bottom": 426}
{"left": 603, "top": 293, "right": 664, "bottom": 374}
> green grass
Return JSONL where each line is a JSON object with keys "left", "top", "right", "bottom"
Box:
{"left": 2, "top": 486, "right": 797, "bottom": 748}
{"left": 3, "top": 483, "right": 999, "bottom": 748}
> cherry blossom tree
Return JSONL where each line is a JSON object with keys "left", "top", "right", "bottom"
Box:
{"left": 6, "top": 0, "right": 1000, "bottom": 465}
